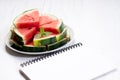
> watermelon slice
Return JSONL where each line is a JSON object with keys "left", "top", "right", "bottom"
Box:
{"left": 11, "top": 26, "right": 36, "bottom": 45}
{"left": 47, "top": 38, "right": 68, "bottom": 50}
{"left": 10, "top": 39, "right": 23, "bottom": 51}
{"left": 40, "top": 19, "right": 64, "bottom": 34}
{"left": 33, "top": 31, "right": 57, "bottom": 46}
{"left": 39, "top": 14, "right": 57, "bottom": 26}
{"left": 14, "top": 9, "right": 39, "bottom": 28}
{"left": 56, "top": 28, "right": 67, "bottom": 41}
{"left": 66, "top": 28, "right": 71, "bottom": 41}
{"left": 10, "top": 39, "right": 46, "bottom": 52}
{"left": 22, "top": 41, "right": 46, "bottom": 52}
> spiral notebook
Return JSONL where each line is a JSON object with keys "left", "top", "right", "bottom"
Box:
{"left": 19, "top": 42, "right": 116, "bottom": 80}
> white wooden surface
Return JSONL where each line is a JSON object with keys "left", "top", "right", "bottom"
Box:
{"left": 0, "top": 0, "right": 120, "bottom": 80}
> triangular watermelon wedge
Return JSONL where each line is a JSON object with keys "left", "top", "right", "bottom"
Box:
{"left": 33, "top": 31, "right": 57, "bottom": 46}
{"left": 40, "top": 19, "right": 64, "bottom": 34}
{"left": 39, "top": 14, "right": 57, "bottom": 26}
{"left": 13, "top": 9, "right": 39, "bottom": 28}
{"left": 11, "top": 26, "right": 37, "bottom": 45}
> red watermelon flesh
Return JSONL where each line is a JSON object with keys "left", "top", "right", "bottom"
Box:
{"left": 14, "top": 9, "right": 39, "bottom": 28}
{"left": 40, "top": 20, "right": 60, "bottom": 34}
{"left": 16, "top": 27, "right": 36, "bottom": 44}
{"left": 39, "top": 14, "right": 57, "bottom": 26}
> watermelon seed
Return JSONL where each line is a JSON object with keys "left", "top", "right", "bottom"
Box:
{"left": 28, "top": 27, "right": 32, "bottom": 30}
{"left": 24, "top": 15, "right": 34, "bottom": 21}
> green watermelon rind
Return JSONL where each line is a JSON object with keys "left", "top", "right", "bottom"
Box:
{"left": 10, "top": 39, "right": 23, "bottom": 51}
{"left": 56, "top": 28, "right": 67, "bottom": 41}
{"left": 66, "top": 28, "right": 71, "bottom": 41}
{"left": 56, "top": 19, "right": 65, "bottom": 33}
{"left": 10, "top": 29, "right": 24, "bottom": 45}
{"left": 33, "top": 35, "right": 57, "bottom": 46}
{"left": 47, "top": 38, "right": 68, "bottom": 51}
{"left": 10, "top": 39, "right": 46, "bottom": 52}
{"left": 22, "top": 45, "right": 46, "bottom": 52}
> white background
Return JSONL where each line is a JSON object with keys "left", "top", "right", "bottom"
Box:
{"left": 0, "top": 0, "right": 120, "bottom": 80}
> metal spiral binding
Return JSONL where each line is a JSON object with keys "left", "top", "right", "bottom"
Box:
{"left": 20, "top": 42, "right": 82, "bottom": 67}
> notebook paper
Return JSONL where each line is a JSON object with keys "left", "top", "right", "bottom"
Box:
{"left": 19, "top": 43, "right": 116, "bottom": 80}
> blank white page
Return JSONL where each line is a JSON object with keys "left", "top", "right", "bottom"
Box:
{"left": 19, "top": 44, "right": 116, "bottom": 80}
